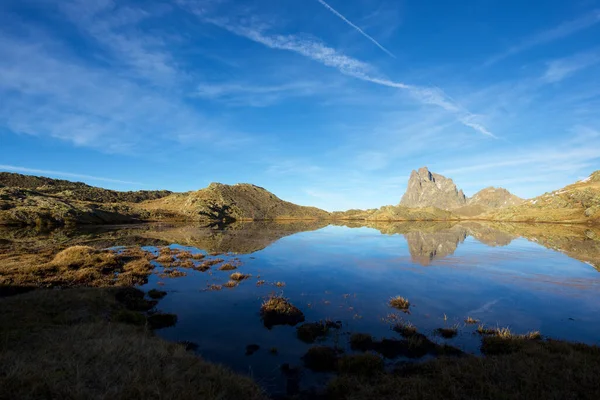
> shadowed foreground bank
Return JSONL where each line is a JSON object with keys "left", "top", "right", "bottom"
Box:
{"left": 1, "top": 287, "right": 599, "bottom": 400}
{"left": 0, "top": 287, "right": 267, "bottom": 400}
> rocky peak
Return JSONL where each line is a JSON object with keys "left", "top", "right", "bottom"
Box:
{"left": 399, "top": 167, "right": 467, "bottom": 210}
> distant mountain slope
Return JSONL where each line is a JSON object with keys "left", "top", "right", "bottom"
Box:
{"left": 399, "top": 167, "right": 466, "bottom": 210}
{"left": 0, "top": 187, "right": 151, "bottom": 227}
{"left": 332, "top": 205, "right": 457, "bottom": 221}
{"left": 468, "top": 187, "right": 524, "bottom": 208}
{"left": 454, "top": 187, "right": 524, "bottom": 217}
{"left": 141, "top": 182, "right": 330, "bottom": 221}
{"left": 484, "top": 171, "right": 600, "bottom": 223}
{"left": 0, "top": 172, "right": 171, "bottom": 203}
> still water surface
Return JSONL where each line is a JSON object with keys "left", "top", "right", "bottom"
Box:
{"left": 127, "top": 221, "right": 600, "bottom": 394}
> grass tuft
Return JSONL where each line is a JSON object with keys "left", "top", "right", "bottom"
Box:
{"left": 389, "top": 296, "right": 410, "bottom": 311}
{"left": 230, "top": 272, "right": 250, "bottom": 281}
{"left": 465, "top": 316, "right": 479, "bottom": 325}
{"left": 393, "top": 321, "right": 418, "bottom": 338}
{"left": 218, "top": 263, "right": 237, "bottom": 271}
{"left": 434, "top": 326, "right": 459, "bottom": 339}
{"left": 260, "top": 294, "right": 305, "bottom": 328}
{"left": 296, "top": 320, "right": 342, "bottom": 343}
{"left": 302, "top": 346, "right": 339, "bottom": 372}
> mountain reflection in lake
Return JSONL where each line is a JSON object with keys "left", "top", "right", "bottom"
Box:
{"left": 2, "top": 221, "right": 599, "bottom": 394}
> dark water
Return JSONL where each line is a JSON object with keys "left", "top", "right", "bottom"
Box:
{"left": 127, "top": 221, "right": 600, "bottom": 394}
{"left": 4, "top": 220, "right": 599, "bottom": 394}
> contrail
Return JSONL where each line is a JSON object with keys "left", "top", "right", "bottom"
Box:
{"left": 316, "top": 0, "right": 396, "bottom": 58}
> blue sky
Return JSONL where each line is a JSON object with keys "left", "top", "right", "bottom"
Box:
{"left": 1, "top": 0, "right": 599, "bottom": 211}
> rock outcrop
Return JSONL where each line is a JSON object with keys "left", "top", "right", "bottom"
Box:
{"left": 399, "top": 167, "right": 467, "bottom": 210}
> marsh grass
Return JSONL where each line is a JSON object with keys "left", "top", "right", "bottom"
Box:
{"left": 434, "top": 326, "right": 459, "bottom": 339}
{"left": 218, "top": 263, "right": 237, "bottom": 271}
{"left": 223, "top": 280, "right": 238, "bottom": 288}
{"left": 392, "top": 322, "right": 418, "bottom": 338}
{"left": 274, "top": 281, "right": 286, "bottom": 287}
{"left": 174, "top": 259, "right": 194, "bottom": 269}
{"left": 230, "top": 272, "right": 250, "bottom": 281}
{"left": 207, "top": 284, "right": 222, "bottom": 291}
{"left": 389, "top": 296, "right": 410, "bottom": 312}
{"left": 464, "top": 316, "right": 479, "bottom": 325}
{"left": 328, "top": 338, "right": 600, "bottom": 400}
{"left": 337, "top": 353, "right": 384, "bottom": 377}
{"left": 155, "top": 254, "right": 175, "bottom": 264}
{"left": 202, "top": 259, "right": 225, "bottom": 268}
{"left": 159, "top": 269, "right": 187, "bottom": 279}
{"left": 350, "top": 331, "right": 462, "bottom": 360}
{"left": 302, "top": 346, "right": 340, "bottom": 372}
{"left": 260, "top": 294, "right": 305, "bottom": 328}
{"left": 296, "top": 320, "right": 342, "bottom": 343}
{"left": 350, "top": 333, "right": 374, "bottom": 351}
{"left": 0, "top": 245, "right": 160, "bottom": 288}
{"left": 0, "top": 288, "right": 267, "bottom": 400}
{"left": 256, "top": 280, "right": 266, "bottom": 286}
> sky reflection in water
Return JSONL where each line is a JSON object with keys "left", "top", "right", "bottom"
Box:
{"left": 139, "top": 223, "right": 600, "bottom": 394}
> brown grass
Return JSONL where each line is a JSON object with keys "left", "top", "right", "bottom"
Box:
{"left": 155, "top": 254, "right": 175, "bottom": 264}
{"left": 230, "top": 272, "right": 250, "bottom": 281}
{"left": 260, "top": 294, "right": 305, "bottom": 328}
{"left": 393, "top": 322, "right": 418, "bottom": 338}
{"left": 389, "top": 296, "right": 410, "bottom": 311}
{"left": 223, "top": 280, "right": 238, "bottom": 288}
{"left": 207, "top": 284, "right": 222, "bottom": 291}
{"left": 218, "top": 263, "right": 237, "bottom": 271}
{"left": 337, "top": 353, "right": 384, "bottom": 377}
{"left": 159, "top": 269, "right": 187, "bottom": 279}
{"left": 434, "top": 326, "right": 459, "bottom": 339}
{"left": 256, "top": 280, "right": 266, "bottom": 286}
{"left": 274, "top": 281, "right": 286, "bottom": 287}
{"left": 464, "top": 316, "right": 479, "bottom": 325}
{"left": 174, "top": 259, "right": 194, "bottom": 269}
{"left": 328, "top": 338, "right": 600, "bottom": 400}
{"left": 0, "top": 288, "right": 267, "bottom": 400}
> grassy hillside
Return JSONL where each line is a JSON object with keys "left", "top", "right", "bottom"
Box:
{"left": 0, "top": 172, "right": 172, "bottom": 203}
{"left": 142, "top": 182, "right": 330, "bottom": 221}
{"left": 484, "top": 171, "right": 600, "bottom": 223}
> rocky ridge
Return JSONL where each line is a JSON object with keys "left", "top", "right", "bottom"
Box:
{"left": 400, "top": 167, "right": 467, "bottom": 210}
{"left": 399, "top": 167, "right": 524, "bottom": 217}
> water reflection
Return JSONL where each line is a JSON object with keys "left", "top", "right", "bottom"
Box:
{"left": 1, "top": 220, "right": 599, "bottom": 395}
{"left": 1, "top": 221, "right": 599, "bottom": 270}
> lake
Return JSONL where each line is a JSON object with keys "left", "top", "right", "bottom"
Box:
{"left": 2, "top": 220, "right": 599, "bottom": 395}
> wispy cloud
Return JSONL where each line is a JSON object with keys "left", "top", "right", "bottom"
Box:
{"left": 194, "top": 81, "right": 323, "bottom": 106}
{"left": 315, "top": 0, "right": 396, "bottom": 58}
{"left": 0, "top": 1, "right": 248, "bottom": 154}
{"left": 0, "top": 165, "right": 144, "bottom": 185}
{"left": 542, "top": 48, "right": 600, "bottom": 82}
{"left": 485, "top": 9, "right": 600, "bottom": 66}
{"left": 188, "top": 11, "right": 495, "bottom": 137}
